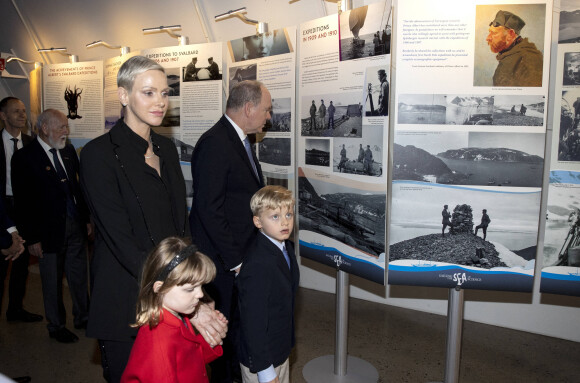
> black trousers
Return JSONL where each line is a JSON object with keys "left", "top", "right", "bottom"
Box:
{"left": 0, "top": 196, "right": 30, "bottom": 314}
{"left": 98, "top": 339, "right": 134, "bottom": 383}
{"left": 38, "top": 215, "right": 89, "bottom": 332}
{"left": 205, "top": 271, "right": 241, "bottom": 383}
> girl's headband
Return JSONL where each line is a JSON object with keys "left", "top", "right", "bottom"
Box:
{"left": 155, "top": 244, "right": 198, "bottom": 282}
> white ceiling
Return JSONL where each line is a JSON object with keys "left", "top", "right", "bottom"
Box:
{"left": 0, "top": 0, "right": 363, "bottom": 66}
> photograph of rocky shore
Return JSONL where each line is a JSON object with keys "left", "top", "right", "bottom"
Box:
{"left": 389, "top": 181, "right": 539, "bottom": 267}
{"left": 393, "top": 131, "right": 545, "bottom": 187}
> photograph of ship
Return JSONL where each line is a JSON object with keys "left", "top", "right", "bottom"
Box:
{"left": 492, "top": 95, "right": 545, "bottom": 126}
{"left": 258, "top": 137, "right": 291, "bottom": 166}
{"left": 558, "top": 90, "right": 580, "bottom": 162}
{"left": 334, "top": 136, "right": 383, "bottom": 177}
{"left": 299, "top": 173, "right": 385, "bottom": 257}
{"left": 339, "top": 2, "right": 391, "bottom": 61}
{"left": 301, "top": 92, "right": 363, "bottom": 138}
{"left": 402, "top": 94, "right": 544, "bottom": 126}
{"left": 543, "top": 171, "right": 580, "bottom": 267}
{"left": 305, "top": 139, "right": 330, "bottom": 167}
{"left": 265, "top": 98, "right": 291, "bottom": 132}
{"left": 397, "top": 94, "right": 446, "bottom": 125}
{"left": 563, "top": 52, "right": 580, "bottom": 85}
{"left": 559, "top": 3, "right": 580, "bottom": 44}
{"left": 445, "top": 95, "right": 494, "bottom": 125}
{"left": 393, "top": 131, "right": 545, "bottom": 187}
{"left": 389, "top": 182, "right": 539, "bottom": 270}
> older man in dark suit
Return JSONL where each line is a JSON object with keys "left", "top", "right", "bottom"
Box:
{"left": 0, "top": 97, "right": 42, "bottom": 323}
{"left": 190, "top": 80, "right": 271, "bottom": 382}
{"left": 12, "top": 109, "right": 91, "bottom": 343}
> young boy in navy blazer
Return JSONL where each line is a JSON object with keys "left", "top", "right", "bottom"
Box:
{"left": 237, "top": 185, "right": 299, "bottom": 383}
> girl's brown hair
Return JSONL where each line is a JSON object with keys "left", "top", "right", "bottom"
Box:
{"left": 133, "top": 237, "right": 216, "bottom": 328}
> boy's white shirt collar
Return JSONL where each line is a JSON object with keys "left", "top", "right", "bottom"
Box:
{"left": 260, "top": 231, "right": 285, "bottom": 252}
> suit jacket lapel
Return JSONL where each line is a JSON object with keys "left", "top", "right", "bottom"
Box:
{"left": 285, "top": 240, "right": 300, "bottom": 292}
{"left": 33, "top": 140, "right": 62, "bottom": 184}
{"left": 61, "top": 149, "right": 75, "bottom": 181}
{"left": 222, "top": 116, "right": 263, "bottom": 185}
{"left": 257, "top": 233, "right": 291, "bottom": 279}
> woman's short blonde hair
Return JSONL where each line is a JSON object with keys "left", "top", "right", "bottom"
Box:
{"left": 250, "top": 185, "right": 294, "bottom": 216}
{"left": 133, "top": 237, "right": 216, "bottom": 328}
{"left": 117, "top": 55, "right": 165, "bottom": 92}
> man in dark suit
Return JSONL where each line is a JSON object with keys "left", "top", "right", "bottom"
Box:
{"left": 190, "top": 80, "right": 271, "bottom": 382}
{"left": 12, "top": 109, "right": 91, "bottom": 343}
{"left": 0, "top": 97, "right": 42, "bottom": 323}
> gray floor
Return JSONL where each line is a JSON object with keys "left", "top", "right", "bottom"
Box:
{"left": 1, "top": 265, "right": 579, "bottom": 383}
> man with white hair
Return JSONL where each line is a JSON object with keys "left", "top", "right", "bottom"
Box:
{"left": 12, "top": 109, "right": 91, "bottom": 343}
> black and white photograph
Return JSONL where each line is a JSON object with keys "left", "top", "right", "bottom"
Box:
{"left": 364, "top": 65, "right": 389, "bottom": 117}
{"left": 169, "top": 137, "right": 194, "bottom": 162}
{"left": 265, "top": 97, "right": 291, "bottom": 132}
{"left": 558, "top": 89, "right": 580, "bottom": 162}
{"left": 305, "top": 139, "right": 330, "bottom": 167}
{"left": 543, "top": 172, "right": 580, "bottom": 268}
{"left": 182, "top": 56, "right": 222, "bottom": 82}
{"left": 299, "top": 174, "right": 386, "bottom": 257}
{"left": 265, "top": 176, "right": 289, "bottom": 189}
{"left": 389, "top": 182, "right": 540, "bottom": 270}
{"left": 334, "top": 127, "right": 383, "bottom": 177}
{"left": 228, "top": 28, "right": 293, "bottom": 62}
{"left": 492, "top": 95, "right": 545, "bottom": 126}
{"left": 166, "top": 68, "right": 180, "bottom": 96}
{"left": 301, "top": 92, "right": 363, "bottom": 138}
{"left": 339, "top": 2, "right": 391, "bottom": 61}
{"left": 228, "top": 64, "right": 257, "bottom": 92}
{"left": 559, "top": 1, "right": 580, "bottom": 44}
{"left": 563, "top": 52, "right": 580, "bottom": 85}
{"left": 445, "top": 95, "right": 494, "bottom": 125}
{"left": 393, "top": 131, "right": 545, "bottom": 187}
{"left": 397, "top": 94, "right": 446, "bottom": 125}
{"left": 180, "top": 161, "right": 193, "bottom": 202}
{"left": 160, "top": 98, "right": 180, "bottom": 128}
{"left": 258, "top": 137, "right": 291, "bottom": 166}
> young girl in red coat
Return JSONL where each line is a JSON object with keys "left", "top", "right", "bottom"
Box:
{"left": 121, "top": 237, "right": 224, "bottom": 383}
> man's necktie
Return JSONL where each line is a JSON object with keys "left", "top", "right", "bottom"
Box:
{"left": 243, "top": 137, "right": 259, "bottom": 179}
{"left": 282, "top": 245, "right": 291, "bottom": 269}
{"left": 49, "top": 148, "right": 68, "bottom": 181}
{"left": 10, "top": 138, "right": 18, "bottom": 153}
{"left": 50, "top": 148, "right": 78, "bottom": 218}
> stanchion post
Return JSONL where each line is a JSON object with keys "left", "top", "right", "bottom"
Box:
{"left": 335, "top": 270, "right": 349, "bottom": 375}
{"left": 302, "top": 269, "right": 378, "bottom": 382}
{"left": 444, "top": 286, "right": 464, "bottom": 383}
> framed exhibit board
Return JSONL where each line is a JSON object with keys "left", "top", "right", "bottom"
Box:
{"left": 297, "top": 2, "right": 392, "bottom": 284}
{"left": 388, "top": 0, "right": 552, "bottom": 291}
{"left": 540, "top": 25, "right": 580, "bottom": 296}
